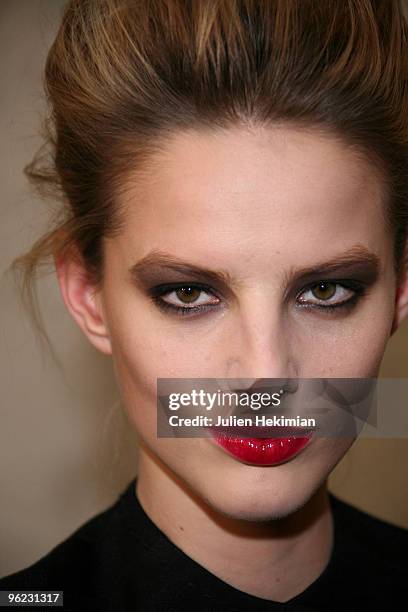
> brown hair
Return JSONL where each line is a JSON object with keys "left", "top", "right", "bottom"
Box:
{"left": 10, "top": 0, "right": 408, "bottom": 354}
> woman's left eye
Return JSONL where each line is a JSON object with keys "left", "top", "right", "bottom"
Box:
{"left": 296, "top": 281, "right": 362, "bottom": 310}
{"left": 150, "top": 279, "right": 366, "bottom": 317}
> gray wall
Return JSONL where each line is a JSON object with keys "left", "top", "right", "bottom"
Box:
{"left": 1, "top": 0, "right": 407, "bottom": 578}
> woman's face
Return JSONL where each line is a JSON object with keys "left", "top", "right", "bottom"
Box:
{"left": 63, "top": 125, "right": 400, "bottom": 520}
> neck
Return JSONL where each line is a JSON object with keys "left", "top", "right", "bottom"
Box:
{"left": 135, "top": 443, "right": 334, "bottom": 603}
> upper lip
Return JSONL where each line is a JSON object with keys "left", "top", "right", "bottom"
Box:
{"left": 208, "top": 425, "right": 316, "bottom": 438}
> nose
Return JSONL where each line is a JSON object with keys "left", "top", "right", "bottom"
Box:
{"left": 223, "top": 296, "right": 297, "bottom": 383}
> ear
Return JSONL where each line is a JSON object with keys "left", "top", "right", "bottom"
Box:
{"left": 54, "top": 250, "right": 112, "bottom": 356}
{"left": 391, "top": 242, "right": 408, "bottom": 336}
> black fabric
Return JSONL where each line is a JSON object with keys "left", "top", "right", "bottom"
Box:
{"left": 0, "top": 477, "right": 406, "bottom": 611}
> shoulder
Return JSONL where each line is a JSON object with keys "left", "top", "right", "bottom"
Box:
{"left": 329, "top": 492, "right": 407, "bottom": 576}
{"left": 0, "top": 483, "right": 136, "bottom": 608}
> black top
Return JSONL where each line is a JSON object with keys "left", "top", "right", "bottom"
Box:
{"left": 0, "top": 478, "right": 406, "bottom": 611}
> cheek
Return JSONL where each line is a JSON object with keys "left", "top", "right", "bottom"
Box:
{"left": 306, "top": 437, "right": 355, "bottom": 478}
{"left": 110, "top": 331, "right": 201, "bottom": 476}
{"left": 299, "top": 299, "right": 394, "bottom": 377}
{"left": 338, "top": 302, "right": 394, "bottom": 375}
{"left": 108, "top": 310, "right": 198, "bottom": 446}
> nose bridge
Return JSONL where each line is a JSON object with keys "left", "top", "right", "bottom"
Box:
{"left": 225, "top": 292, "right": 295, "bottom": 380}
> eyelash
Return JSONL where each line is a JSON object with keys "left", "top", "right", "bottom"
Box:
{"left": 149, "top": 280, "right": 367, "bottom": 317}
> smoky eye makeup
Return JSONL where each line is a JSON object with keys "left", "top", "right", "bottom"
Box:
{"left": 148, "top": 282, "right": 222, "bottom": 317}
{"left": 293, "top": 279, "right": 368, "bottom": 313}
{"left": 128, "top": 247, "right": 381, "bottom": 319}
{"left": 146, "top": 278, "right": 370, "bottom": 319}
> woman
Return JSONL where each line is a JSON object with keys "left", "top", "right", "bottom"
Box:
{"left": 0, "top": 0, "right": 407, "bottom": 610}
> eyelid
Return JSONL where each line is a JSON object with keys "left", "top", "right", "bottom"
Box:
{"left": 149, "top": 282, "right": 221, "bottom": 299}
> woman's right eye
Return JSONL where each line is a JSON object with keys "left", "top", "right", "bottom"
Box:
{"left": 150, "top": 283, "right": 221, "bottom": 316}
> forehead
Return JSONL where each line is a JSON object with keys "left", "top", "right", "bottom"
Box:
{"left": 115, "top": 125, "right": 391, "bottom": 275}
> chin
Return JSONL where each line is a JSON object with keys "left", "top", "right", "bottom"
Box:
{"left": 199, "top": 466, "right": 325, "bottom": 522}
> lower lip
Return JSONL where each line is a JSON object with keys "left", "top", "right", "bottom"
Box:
{"left": 210, "top": 432, "right": 313, "bottom": 466}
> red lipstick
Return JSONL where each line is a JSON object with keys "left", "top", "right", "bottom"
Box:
{"left": 209, "top": 427, "right": 314, "bottom": 466}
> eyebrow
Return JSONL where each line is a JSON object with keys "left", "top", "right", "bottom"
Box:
{"left": 128, "top": 245, "right": 380, "bottom": 290}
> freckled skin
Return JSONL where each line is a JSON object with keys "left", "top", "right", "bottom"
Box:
{"left": 56, "top": 125, "right": 408, "bottom": 601}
